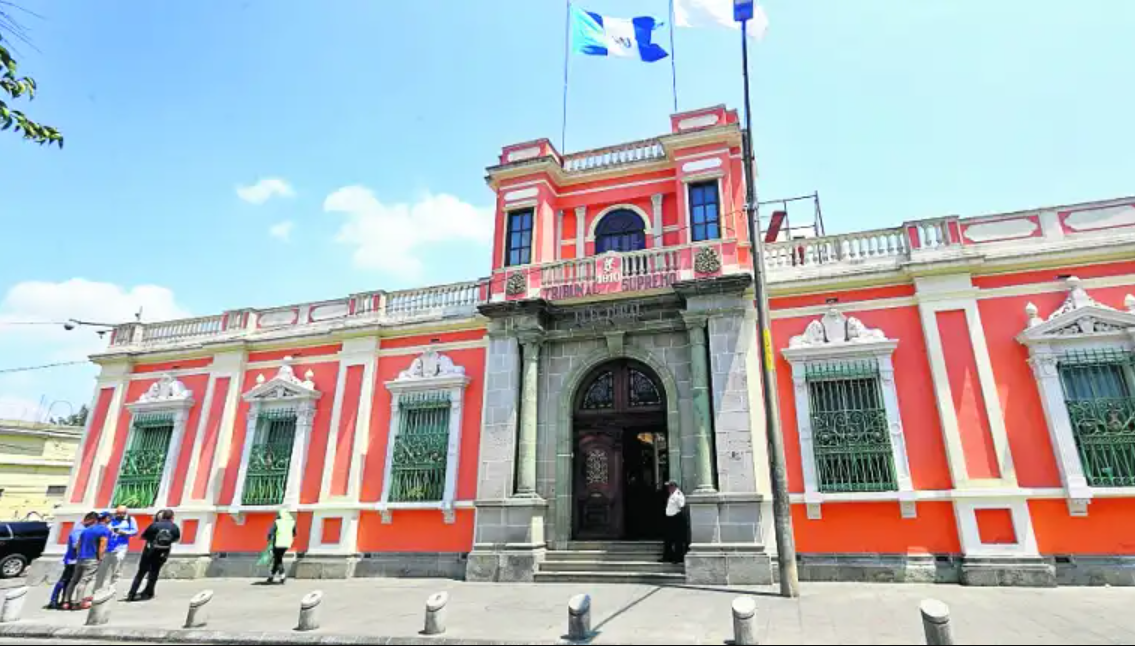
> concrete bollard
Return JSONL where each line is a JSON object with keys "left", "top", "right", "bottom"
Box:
{"left": 731, "top": 596, "right": 758, "bottom": 645}
{"left": 567, "top": 593, "right": 591, "bottom": 641}
{"left": 0, "top": 586, "right": 28, "bottom": 623}
{"left": 423, "top": 591, "right": 449, "bottom": 635}
{"left": 920, "top": 599, "right": 954, "bottom": 646}
{"left": 184, "top": 589, "right": 214, "bottom": 629}
{"left": 297, "top": 590, "right": 323, "bottom": 632}
{"left": 85, "top": 587, "right": 115, "bottom": 626}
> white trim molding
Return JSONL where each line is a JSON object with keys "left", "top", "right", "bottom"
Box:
{"left": 782, "top": 308, "right": 916, "bottom": 520}
{"left": 378, "top": 348, "right": 471, "bottom": 524}
{"left": 231, "top": 357, "right": 321, "bottom": 515}
{"left": 116, "top": 374, "right": 196, "bottom": 510}
{"left": 1016, "top": 276, "right": 1135, "bottom": 516}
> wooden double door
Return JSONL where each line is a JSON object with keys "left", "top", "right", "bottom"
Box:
{"left": 572, "top": 360, "right": 669, "bottom": 541}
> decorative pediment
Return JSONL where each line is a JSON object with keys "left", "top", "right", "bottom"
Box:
{"left": 243, "top": 356, "right": 320, "bottom": 402}
{"left": 783, "top": 308, "right": 897, "bottom": 362}
{"left": 128, "top": 374, "right": 194, "bottom": 412}
{"left": 387, "top": 348, "right": 469, "bottom": 393}
{"left": 1018, "top": 277, "right": 1135, "bottom": 344}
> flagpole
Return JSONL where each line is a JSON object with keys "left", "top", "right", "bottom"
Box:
{"left": 561, "top": 0, "right": 571, "bottom": 152}
{"left": 668, "top": 0, "right": 678, "bottom": 113}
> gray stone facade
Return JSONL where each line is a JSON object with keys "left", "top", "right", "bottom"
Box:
{"left": 467, "top": 276, "right": 774, "bottom": 585}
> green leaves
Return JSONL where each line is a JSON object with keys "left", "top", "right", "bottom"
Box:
{"left": 0, "top": 32, "right": 62, "bottom": 148}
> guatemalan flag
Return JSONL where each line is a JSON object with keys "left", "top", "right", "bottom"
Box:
{"left": 570, "top": 4, "right": 669, "bottom": 63}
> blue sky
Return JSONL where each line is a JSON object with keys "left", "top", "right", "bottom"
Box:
{"left": 2, "top": 0, "right": 1134, "bottom": 419}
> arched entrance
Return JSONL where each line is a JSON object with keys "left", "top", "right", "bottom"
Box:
{"left": 572, "top": 359, "right": 669, "bottom": 541}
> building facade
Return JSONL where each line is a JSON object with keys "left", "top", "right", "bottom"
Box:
{"left": 0, "top": 420, "right": 81, "bottom": 520}
{"left": 43, "top": 106, "right": 1135, "bottom": 586}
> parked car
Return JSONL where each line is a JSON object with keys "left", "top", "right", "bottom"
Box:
{"left": 0, "top": 521, "right": 48, "bottom": 577}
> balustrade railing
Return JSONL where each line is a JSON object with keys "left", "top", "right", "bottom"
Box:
{"left": 540, "top": 246, "right": 682, "bottom": 288}
{"left": 141, "top": 315, "right": 225, "bottom": 344}
{"left": 563, "top": 139, "right": 664, "bottom": 172}
{"left": 764, "top": 217, "right": 958, "bottom": 271}
{"left": 102, "top": 279, "right": 488, "bottom": 351}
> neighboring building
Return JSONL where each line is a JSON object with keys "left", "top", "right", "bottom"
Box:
{"left": 0, "top": 420, "right": 82, "bottom": 520}
{"left": 44, "top": 106, "right": 1135, "bottom": 586}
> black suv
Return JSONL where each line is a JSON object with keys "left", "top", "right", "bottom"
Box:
{"left": 0, "top": 522, "right": 48, "bottom": 577}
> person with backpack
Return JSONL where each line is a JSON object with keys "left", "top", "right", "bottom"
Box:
{"left": 127, "top": 509, "right": 180, "bottom": 602}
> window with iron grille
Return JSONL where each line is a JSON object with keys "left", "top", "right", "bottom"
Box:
{"left": 505, "top": 209, "right": 533, "bottom": 267}
{"left": 1058, "top": 348, "right": 1135, "bottom": 487}
{"left": 112, "top": 412, "right": 175, "bottom": 508}
{"left": 389, "top": 392, "right": 451, "bottom": 503}
{"left": 806, "top": 361, "right": 897, "bottom": 493}
{"left": 241, "top": 408, "right": 297, "bottom": 506}
{"left": 688, "top": 180, "right": 720, "bottom": 242}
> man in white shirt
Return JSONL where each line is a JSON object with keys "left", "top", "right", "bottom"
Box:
{"left": 662, "top": 480, "right": 689, "bottom": 563}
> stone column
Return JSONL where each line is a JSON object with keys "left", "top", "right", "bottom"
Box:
{"left": 516, "top": 338, "right": 542, "bottom": 497}
{"left": 684, "top": 315, "right": 716, "bottom": 493}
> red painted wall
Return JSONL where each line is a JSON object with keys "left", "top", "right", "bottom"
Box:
{"left": 362, "top": 343, "right": 486, "bottom": 504}
{"left": 936, "top": 310, "right": 1001, "bottom": 479}
{"left": 218, "top": 360, "right": 340, "bottom": 506}
{"left": 1031, "top": 499, "right": 1135, "bottom": 554}
{"left": 770, "top": 284, "right": 915, "bottom": 310}
{"left": 71, "top": 387, "right": 115, "bottom": 503}
{"left": 247, "top": 344, "right": 340, "bottom": 363}
{"left": 133, "top": 357, "right": 213, "bottom": 374}
{"left": 191, "top": 377, "right": 230, "bottom": 500}
{"left": 95, "top": 373, "right": 210, "bottom": 507}
{"left": 211, "top": 511, "right": 313, "bottom": 553}
{"left": 971, "top": 260, "right": 1135, "bottom": 289}
{"left": 357, "top": 509, "right": 474, "bottom": 552}
{"left": 165, "top": 373, "right": 211, "bottom": 507}
{"left": 792, "top": 502, "right": 961, "bottom": 554}
{"left": 331, "top": 365, "right": 364, "bottom": 497}
{"left": 978, "top": 284, "right": 1135, "bottom": 487}
{"left": 381, "top": 329, "right": 484, "bottom": 349}
{"left": 772, "top": 305, "right": 953, "bottom": 493}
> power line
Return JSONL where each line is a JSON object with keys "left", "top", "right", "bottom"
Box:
{"left": 0, "top": 360, "right": 88, "bottom": 375}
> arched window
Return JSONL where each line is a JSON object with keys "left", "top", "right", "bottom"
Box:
{"left": 595, "top": 209, "right": 646, "bottom": 254}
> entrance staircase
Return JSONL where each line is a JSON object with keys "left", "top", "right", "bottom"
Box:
{"left": 535, "top": 541, "right": 686, "bottom": 584}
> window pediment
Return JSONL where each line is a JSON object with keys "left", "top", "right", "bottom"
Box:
{"left": 243, "top": 357, "right": 321, "bottom": 402}
{"left": 386, "top": 348, "right": 470, "bottom": 394}
{"left": 128, "top": 374, "right": 195, "bottom": 413}
{"left": 783, "top": 308, "right": 898, "bottom": 362}
{"left": 1017, "top": 277, "right": 1135, "bottom": 345}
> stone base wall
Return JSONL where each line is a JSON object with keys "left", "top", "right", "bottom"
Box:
{"left": 465, "top": 548, "right": 543, "bottom": 582}
{"left": 685, "top": 548, "right": 773, "bottom": 585}
{"left": 777, "top": 554, "right": 1134, "bottom": 587}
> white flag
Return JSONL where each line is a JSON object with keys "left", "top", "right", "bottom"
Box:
{"left": 673, "top": 0, "right": 768, "bottom": 40}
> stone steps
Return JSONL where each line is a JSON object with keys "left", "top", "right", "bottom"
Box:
{"left": 535, "top": 541, "right": 684, "bottom": 584}
{"left": 533, "top": 570, "right": 686, "bottom": 584}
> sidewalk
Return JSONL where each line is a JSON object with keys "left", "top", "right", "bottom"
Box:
{"left": 6, "top": 577, "right": 1135, "bottom": 644}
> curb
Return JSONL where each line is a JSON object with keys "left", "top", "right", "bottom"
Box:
{"left": 0, "top": 623, "right": 560, "bottom": 645}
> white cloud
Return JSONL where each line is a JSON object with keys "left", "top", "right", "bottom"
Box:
{"left": 0, "top": 279, "right": 190, "bottom": 422}
{"left": 236, "top": 177, "right": 295, "bottom": 205}
{"left": 324, "top": 187, "right": 493, "bottom": 277}
{"left": 269, "top": 221, "right": 294, "bottom": 242}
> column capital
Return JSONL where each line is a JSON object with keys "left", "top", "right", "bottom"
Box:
{"left": 651, "top": 193, "right": 663, "bottom": 209}
{"left": 518, "top": 333, "right": 545, "bottom": 352}
{"left": 682, "top": 312, "right": 709, "bottom": 330}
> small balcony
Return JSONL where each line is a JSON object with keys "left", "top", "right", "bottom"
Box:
{"left": 102, "top": 279, "right": 489, "bottom": 354}
{"left": 489, "top": 238, "right": 748, "bottom": 302}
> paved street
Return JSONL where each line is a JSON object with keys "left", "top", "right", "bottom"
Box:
{"left": 5, "top": 577, "right": 1135, "bottom": 644}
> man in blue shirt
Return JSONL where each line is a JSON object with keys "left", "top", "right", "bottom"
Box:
{"left": 63, "top": 512, "right": 111, "bottom": 610}
{"left": 95, "top": 505, "right": 138, "bottom": 593}
{"left": 49, "top": 512, "right": 95, "bottom": 610}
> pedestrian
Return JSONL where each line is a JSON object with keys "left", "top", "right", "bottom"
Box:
{"left": 662, "top": 480, "right": 689, "bottom": 564}
{"left": 128, "top": 508, "right": 180, "bottom": 602}
{"left": 63, "top": 511, "right": 111, "bottom": 610}
{"left": 50, "top": 512, "right": 94, "bottom": 609}
{"left": 266, "top": 510, "right": 296, "bottom": 584}
{"left": 95, "top": 504, "right": 138, "bottom": 593}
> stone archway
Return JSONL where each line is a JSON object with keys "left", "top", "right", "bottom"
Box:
{"left": 552, "top": 343, "right": 683, "bottom": 548}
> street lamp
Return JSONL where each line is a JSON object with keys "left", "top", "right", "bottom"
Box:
{"left": 733, "top": 0, "right": 800, "bottom": 598}
{"left": 63, "top": 319, "right": 121, "bottom": 338}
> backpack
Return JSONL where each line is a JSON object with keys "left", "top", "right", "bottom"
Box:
{"left": 151, "top": 526, "right": 174, "bottom": 551}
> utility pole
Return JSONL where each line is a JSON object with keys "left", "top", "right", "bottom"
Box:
{"left": 734, "top": 0, "right": 799, "bottom": 598}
